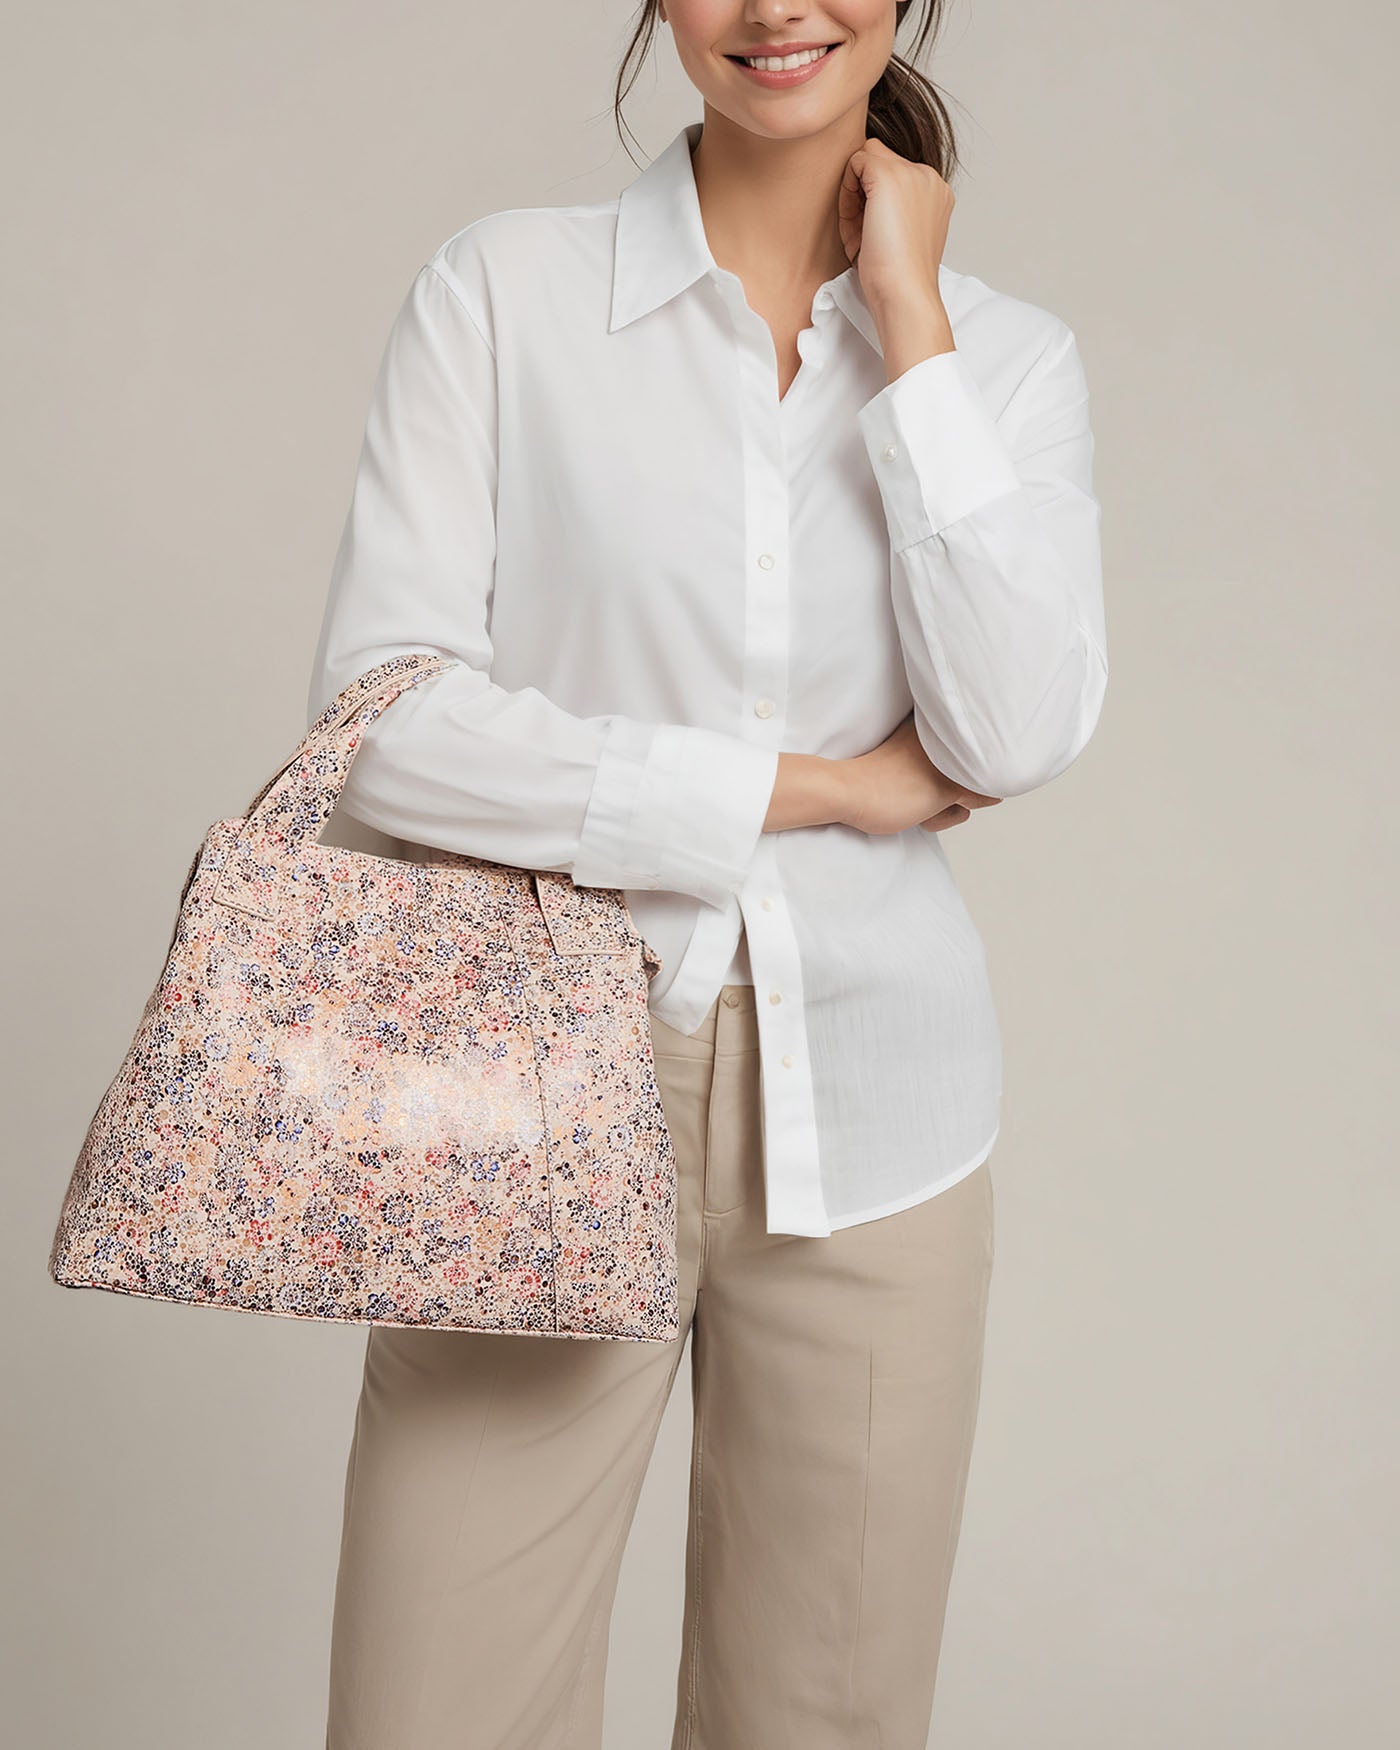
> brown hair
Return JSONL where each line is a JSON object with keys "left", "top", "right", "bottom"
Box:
{"left": 612, "top": 2, "right": 962, "bottom": 181}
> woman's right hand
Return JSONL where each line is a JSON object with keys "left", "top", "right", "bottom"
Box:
{"left": 836, "top": 714, "right": 1002, "bottom": 836}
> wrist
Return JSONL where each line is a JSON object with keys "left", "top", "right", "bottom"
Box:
{"left": 826, "top": 755, "right": 862, "bottom": 830}
{"left": 870, "top": 295, "right": 956, "bottom": 386}
{"left": 765, "top": 752, "right": 856, "bottom": 833}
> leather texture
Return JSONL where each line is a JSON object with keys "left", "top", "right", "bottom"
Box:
{"left": 48, "top": 652, "right": 680, "bottom": 1341}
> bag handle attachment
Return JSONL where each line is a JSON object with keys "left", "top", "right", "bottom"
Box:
{"left": 212, "top": 651, "right": 649, "bottom": 965}
{"left": 239, "top": 651, "right": 458, "bottom": 858}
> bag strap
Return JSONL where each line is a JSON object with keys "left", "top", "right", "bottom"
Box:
{"left": 240, "top": 651, "right": 457, "bottom": 857}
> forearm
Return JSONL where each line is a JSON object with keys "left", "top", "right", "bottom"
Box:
{"left": 855, "top": 323, "right": 1108, "bottom": 798}
{"left": 764, "top": 751, "right": 853, "bottom": 832}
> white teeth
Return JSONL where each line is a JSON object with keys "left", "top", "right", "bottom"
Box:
{"left": 740, "top": 45, "right": 833, "bottom": 71}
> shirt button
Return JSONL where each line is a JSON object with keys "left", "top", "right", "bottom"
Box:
{"left": 761, "top": 896, "right": 775, "bottom": 911}
{"left": 753, "top": 697, "right": 775, "bottom": 719}
{"left": 781, "top": 1053, "right": 796, "bottom": 1068}
{"left": 757, "top": 552, "right": 775, "bottom": 570}
{"left": 881, "top": 442, "right": 898, "bottom": 462}
{"left": 768, "top": 990, "right": 783, "bottom": 1005}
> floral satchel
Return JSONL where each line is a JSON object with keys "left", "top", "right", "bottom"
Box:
{"left": 48, "top": 652, "right": 680, "bottom": 1342}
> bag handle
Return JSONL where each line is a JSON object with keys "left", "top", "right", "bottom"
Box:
{"left": 240, "top": 651, "right": 458, "bottom": 858}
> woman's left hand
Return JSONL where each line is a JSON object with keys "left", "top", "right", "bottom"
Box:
{"left": 840, "top": 138, "right": 956, "bottom": 374}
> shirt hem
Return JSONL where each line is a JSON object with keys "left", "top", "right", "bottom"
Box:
{"left": 821, "top": 1121, "right": 1001, "bottom": 1232}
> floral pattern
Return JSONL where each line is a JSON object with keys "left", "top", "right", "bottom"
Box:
{"left": 48, "top": 652, "right": 679, "bottom": 1342}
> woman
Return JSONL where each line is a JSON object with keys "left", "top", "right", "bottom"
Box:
{"left": 310, "top": 2, "right": 1106, "bottom": 1745}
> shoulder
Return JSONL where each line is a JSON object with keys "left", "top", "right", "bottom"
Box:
{"left": 422, "top": 198, "right": 619, "bottom": 344}
{"left": 940, "top": 262, "right": 1078, "bottom": 371}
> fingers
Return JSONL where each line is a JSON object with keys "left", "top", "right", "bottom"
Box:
{"left": 919, "top": 803, "right": 970, "bottom": 831}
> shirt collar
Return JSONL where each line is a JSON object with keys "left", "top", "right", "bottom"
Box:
{"left": 609, "top": 120, "right": 883, "bottom": 357}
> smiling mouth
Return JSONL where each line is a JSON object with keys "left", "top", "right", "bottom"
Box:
{"left": 726, "top": 43, "right": 840, "bottom": 71}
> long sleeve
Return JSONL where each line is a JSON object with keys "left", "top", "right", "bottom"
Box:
{"left": 306, "top": 256, "right": 779, "bottom": 910}
{"left": 855, "top": 323, "right": 1108, "bottom": 798}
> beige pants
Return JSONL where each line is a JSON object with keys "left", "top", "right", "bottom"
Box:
{"left": 325, "top": 985, "right": 995, "bottom": 1750}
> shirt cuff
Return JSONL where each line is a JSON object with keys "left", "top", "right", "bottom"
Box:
{"left": 856, "top": 349, "right": 1024, "bottom": 551}
{"left": 573, "top": 718, "right": 780, "bottom": 909}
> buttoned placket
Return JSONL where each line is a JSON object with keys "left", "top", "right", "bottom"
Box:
{"left": 703, "top": 269, "right": 838, "bottom": 1238}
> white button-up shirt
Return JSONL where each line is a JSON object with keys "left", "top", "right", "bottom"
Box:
{"left": 306, "top": 119, "right": 1107, "bottom": 1237}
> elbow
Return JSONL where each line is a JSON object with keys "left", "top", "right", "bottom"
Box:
{"left": 920, "top": 637, "right": 1108, "bottom": 799}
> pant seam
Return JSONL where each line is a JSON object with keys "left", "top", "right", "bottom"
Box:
{"left": 848, "top": 1336, "right": 875, "bottom": 1726}
{"left": 681, "top": 1343, "right": 707, "bottom": 1748}
{"left": 402, "top": 1341, "right": 507, "bottom": 1748}
{"left": 324, "top": 1330, "right": 374, "bottom": 1749}
{"left": 560, "top": 1339, "right": 687, "bottom": 1748}
{"left": 928, "top": 1178, "right": 996, "bottom": 1720}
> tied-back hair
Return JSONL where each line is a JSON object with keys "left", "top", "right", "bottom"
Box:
{"left": 613, "top": 2, "right": 961, "bottom": 180}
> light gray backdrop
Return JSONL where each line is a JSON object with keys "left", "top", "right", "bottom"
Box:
{"left": 4, "top": 3, "right": 1395, "bottom": 1745}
